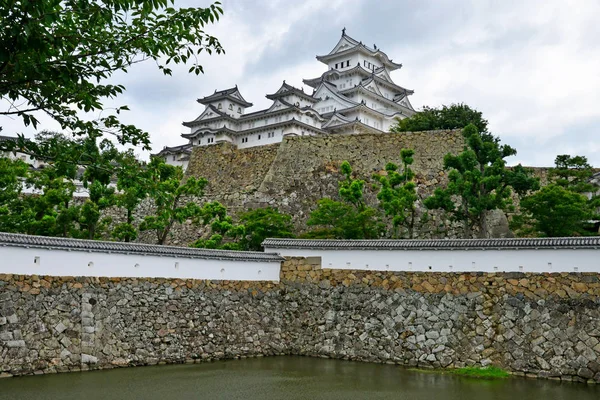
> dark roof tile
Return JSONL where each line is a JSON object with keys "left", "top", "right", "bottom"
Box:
{"left": 0, "top": 233, "right": 284, "bottom": 262}
{"left": 262, "top": 237, "right": 600, "bottom": 250}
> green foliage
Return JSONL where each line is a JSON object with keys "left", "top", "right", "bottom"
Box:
{"left": 71, "top": 137, "right": 118, "bottom": 240}
{"left": 113, "top": 151, "right": 149, "bottom": 242}
{"left": 374, "top": 149, "right": 419, "bottom": 238}
{"left": 511, "top": 184, "right": 591, "bottom": 237}
{"left": 307, "top": 161, "right": 383, "bottom": 239}
{"left": 551, "top": 155, "right": 595, "bottom": 193}
{"left": 451, "top": 366, "right": 510, "bottom": 379}
{"left": 0, "top": 158, "right": 30, "bottom": 233}
{"left": 111, "top": 222, "right": 139, "bottom": 242}
{"left": 191, "top": 201, "right": 244, "bottom": 250}
{"left": 0, "top": 0, "right": 224, "bottom": 154}
{"left": 424, "top": 124, "right": 539, "bottom": 238}
{"left": 391, "top": 104, "right": 489, "bottom": 134}
{"left": 238, "top": 207, "right": 294, "bottom": 251}
{"left": 139, "top": 158, "right": 207, "bottom": 245}
{"left": 512, "top": 154, "right": 598, "bottom": 237}
{"left": 22, "top": 166, "right": 78, "bottom": 237}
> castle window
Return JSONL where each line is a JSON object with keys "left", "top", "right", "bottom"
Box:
{"left": 228, "top": 104, "right": 233, "bottom": 110}
{"left": 237, "top": 107, "right": 242, "bottom": 114}
{"left": 172, "top": 155, "right": 176, "bottom": 161}
{"left": 217, "top": 103, "right": 222, "bottom": 110}
{"left": 346, "top": 60, "right": 350, "bottom": 67}
{"left": 364, "top": 60, "right": 367, "bottom": 67}
{"left": 207, "top": 137, "right": 214, "bottom": 144}
{"left": 258, "top": 134, "right": 261, "bottom": 140}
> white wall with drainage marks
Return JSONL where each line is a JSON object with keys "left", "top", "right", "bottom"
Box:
{"left": 264, "top": 247, "right": 600, "bottom": 273}
{"left": 1, "top": 246, "right": 281, "bottom": 281}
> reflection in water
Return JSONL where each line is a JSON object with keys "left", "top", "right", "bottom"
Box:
{"left": 0, "top": 356, "right": 597, "bottom": 400}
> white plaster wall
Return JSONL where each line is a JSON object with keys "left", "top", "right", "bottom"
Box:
{"left": 197, "top": 134, "right": 215, "bottom": 146}
{"left": 163, "top": 157, "right": 187, "bottom": 170}
{"left": 236, "top": 128, "right": 284, "bottom": 149}
{"left": 328, "top": 54, "right": 359, "bottom": 71}
{"left": 357, "top": 54, "right": 382, "bottom": 71}
{"left": 215, "top": 133, "right": 233, "bottom": 144}
{"left": 263, "top": 247, "right": 600, "bottom": 273}
{"left": 378, "top": 86, "right": 396, "bottom": 100}
{"left": 383, "top": 117, "right": 401, "bottom": 131}
{"left": 1, "top": 246, "right": 281, "bottom": 281}
{"left": 315, "top": 98, "right": 345, "bottom": 114}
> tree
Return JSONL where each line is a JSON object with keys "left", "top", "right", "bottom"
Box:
{"left": 0, "top": 131, "right": 122, "bottom": 238}
{"left": 306, "top": 161, "right": 383, "bottom": 239}
{"left": 551, "top": 155, "right": 599, "bottom": 221}
{"left": 551, "top": 155, "right": 596, "bottom": 193}
{"left": 374, "top": 148, "right": 420, "bottom": 238}
{"left": 139, "top": 158, "right": 207, "bottom": 245}
{"left": 0, "top": 158, "right": 29, "bottom": 233}
{"left": 512, "top": 154, "right": 599, "bottom": 236}
{"left": 1, "top": 0, "right": 224, "bottom": 155}
{"left": 71, "top": 136, "right": 119, "bottom": 239}
{"left": 391, "top": 103, "right": 489, "bottom": 134}
{"left": 512, "top": 185, "right": 591, "bottom": 237}
{"left": 22, "top": 165, "right": 78, "bottom": 237}
{"left": 424, "top": 124, "right": 539, "bottom": 238}
{"left": 238, "top": 207, "right": 294, "bottom": 251}
{"left": 112, "top": 151, "right": 149, "bottom": 242}
{"left": 191, "top": 201, "right": 244, "bottom": 250}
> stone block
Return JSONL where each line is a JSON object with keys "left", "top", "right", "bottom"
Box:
{"left": 6, "top": 314, "right": 17, "bottom": 324}
{"left": 578, "top": 368, "right": 594, "bottom": 380}
{"left": 81, "top": 354, "right": 98, "bottom": 364}
{"left": 60, "top": 349, "right": 72, "bottom": 359}
{"left": 54, "top": 322, "right": 67, "bottom": 334}
{"left": 6, "top": 340, "right": 25, "bottom": 348}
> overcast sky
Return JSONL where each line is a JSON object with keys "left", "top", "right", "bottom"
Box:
{"left": 3, "top": 0, "right": 600, "bottom": 167}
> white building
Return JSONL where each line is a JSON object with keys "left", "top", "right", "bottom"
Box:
{"left": 0, "top": 135, "right": 46, "bottom": 169}
{"left": 155, "top": 30, "right": 416, "bottom": 165}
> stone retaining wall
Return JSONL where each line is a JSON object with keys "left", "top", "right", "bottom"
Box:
{"left": 182, "top": 130, "right": 472, "bottom": 239}
{"left": 2, "top": 258, "right": 600, "bottom": 383}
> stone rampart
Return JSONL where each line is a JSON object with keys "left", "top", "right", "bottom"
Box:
{"left": 2, "top": 259, "right": 599, "bottom": 382}
{"left": 104, "top": 132, "right": 566, "bottom": 245}
{"left": 183, "top": 130, "right": 468, "bottom": 238}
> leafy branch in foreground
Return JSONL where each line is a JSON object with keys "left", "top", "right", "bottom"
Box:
{"left": 0, "top": 0, "right": 224, "bottom": 153}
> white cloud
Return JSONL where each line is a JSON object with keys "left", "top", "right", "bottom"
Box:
{"left": 2, "top": 0, "right": 599, "bottom": 166}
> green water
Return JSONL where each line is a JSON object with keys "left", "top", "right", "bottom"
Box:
{"left": 0, "top": 357, "right": 598, "bottom": 400}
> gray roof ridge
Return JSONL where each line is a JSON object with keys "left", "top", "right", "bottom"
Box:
{"left": 262, "top": 237, "right": 600, "bottom": 250}
{"left": 341, "top": 85, "right": 414, "bottom": 111}
{"left": 0, "top": 232, "right": 284, "bottom": 262}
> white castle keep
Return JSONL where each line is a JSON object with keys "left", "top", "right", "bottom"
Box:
{"left": 156, "top": 29, "right": 416, "bottom": 169}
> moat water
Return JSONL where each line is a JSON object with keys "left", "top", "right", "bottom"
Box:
{"left": 0, "top": 357, "right": 598, "bottom": 400}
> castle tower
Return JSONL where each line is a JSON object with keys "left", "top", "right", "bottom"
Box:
{"left": 303, "top": 28, "right": 415, "bottom": 134}
{"left": 155, "top": 30, "right": 417, "bottom": 167}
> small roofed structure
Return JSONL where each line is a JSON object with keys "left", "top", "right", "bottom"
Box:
{"left": 153, "top": 143, "right": 193, "bottom": 170}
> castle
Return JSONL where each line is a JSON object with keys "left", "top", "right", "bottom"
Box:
{"left": 155, "top": 29, "right": 416, "bottom": 169}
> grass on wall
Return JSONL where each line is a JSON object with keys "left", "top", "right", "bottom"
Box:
{"left": 451, "top": 366, "right": 510, "bottom": 379}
